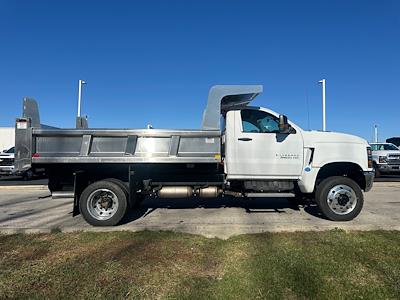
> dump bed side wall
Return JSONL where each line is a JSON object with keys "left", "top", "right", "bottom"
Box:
{"left": 15, "top": 127, "right": 221, "bottom": 170}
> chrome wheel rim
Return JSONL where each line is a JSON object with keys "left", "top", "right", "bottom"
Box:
{"left": 327, "top": 184, "right": 357, "bottom": 215}
{"left": 87, "top": 189, "right": 119, "bottom": 220}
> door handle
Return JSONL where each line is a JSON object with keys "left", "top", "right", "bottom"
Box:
{"left": 238, "top": 137, "right": 252, "bottom": 141}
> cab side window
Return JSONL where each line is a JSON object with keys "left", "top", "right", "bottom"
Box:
{"left": 241, "top": 110, "right": 280, "bottom": 133}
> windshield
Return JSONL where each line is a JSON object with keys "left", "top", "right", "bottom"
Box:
{"left": 5, "top": 147, "right": 15, "bottom": 153}
{"left": 371, "top": 144, "right": 399, "bottom": 151}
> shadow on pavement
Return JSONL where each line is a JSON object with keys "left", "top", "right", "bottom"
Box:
{"left": 0, "top": 176, "right": 48, "bottom": 186}
{"left": 120, "top": 196, "right": 325, "bottom": 225}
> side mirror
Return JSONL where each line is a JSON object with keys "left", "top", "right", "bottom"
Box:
{"left": 279, "top": 115, "right": 290, "bottom": 133}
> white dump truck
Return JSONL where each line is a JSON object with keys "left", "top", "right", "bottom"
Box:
{"left": 14, "top": 85, "right": 374, "bottom": 226}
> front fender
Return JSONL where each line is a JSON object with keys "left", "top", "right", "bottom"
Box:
{"left": 298, "top": 148, "right": 372, "bottom": 193}
{"left": 312, "top": 143, "right": 369, "bottom": 171}
{"left": 298, "top": 161, "right": 366, "bottom": 194}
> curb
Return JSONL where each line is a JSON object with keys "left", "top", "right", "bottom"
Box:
{"left": 0, "top": 185, "right": 49, "bottom": 190}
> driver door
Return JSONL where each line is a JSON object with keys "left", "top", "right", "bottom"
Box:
{"left": 225, "top": 109, "right": 303, "bottom": 179}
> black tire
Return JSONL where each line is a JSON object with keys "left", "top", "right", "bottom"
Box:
{"left": 23, "top": 170, "right": 34, "bottom": 181}
{"left": 373, "top": 164, "right": 381, "bottom": 178}
{"left": 104, "top": 178, "right": 145, "bottom": 207}
{"left": 315, "top": 176, "right": 364, "bottom": 221}
{"left": 104, "top": 178, "right": 129, "bottom": 197}
{"left": 79, "top": 180, "right": 128, "bottom": 226}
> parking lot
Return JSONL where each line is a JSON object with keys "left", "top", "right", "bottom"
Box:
{"left": 0, "top": 178, "right": 399, "bottom": 238}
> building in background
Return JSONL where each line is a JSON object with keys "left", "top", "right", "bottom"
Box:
{"left": 0, "top": 127, "right": 15, "bottom": 152}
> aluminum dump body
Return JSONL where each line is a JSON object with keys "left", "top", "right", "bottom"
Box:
{"left": 15, "top": 125, "right": 221, "bottom": 171}
{"left": 32, "top": 128, "right": 220, "bottom": 163}
{"left": 15, "top": 85, "right": 263, "bottom": 172}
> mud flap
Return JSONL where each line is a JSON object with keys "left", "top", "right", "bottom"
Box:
{"left": 72, "top": 171, "right": 87, "bottom": 216}
{"left": 128, "top": 166, "right": 143, "bottom": 208}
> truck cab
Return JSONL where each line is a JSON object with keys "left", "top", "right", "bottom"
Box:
{"left": 223, "top": 105, "right": 373, "bottom": 192}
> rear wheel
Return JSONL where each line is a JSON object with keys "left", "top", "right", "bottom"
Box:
{"left": 103, "top": 178, "right": 145, "bottom": 208}
{"left": 79, "top": 180, "right": 128, "bottom": 226}
{"left": 315, "top": 176, "right": 363, "bottom": 221}
{"left": 104, "top": 178, "right": 129, "bottom": 198}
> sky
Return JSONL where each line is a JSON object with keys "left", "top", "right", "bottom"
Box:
{"left": 0, "top": 0, "right": 399, "bottom": 142}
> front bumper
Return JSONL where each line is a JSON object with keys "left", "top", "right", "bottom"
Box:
{"left": 376, "top": 164, "right": 400, "bottom": 173}
{"left": 0, "top": 166, "right": 15, "bottom": 175}
{"left": 364, "top": 171, "right": 374, "bottom": 192}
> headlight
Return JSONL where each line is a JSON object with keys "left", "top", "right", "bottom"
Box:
{"left": 379, "top": 156, "right": 388, "bottom": 163}
{"left": 367, "top": 147, "right": 372, "bottom": 168}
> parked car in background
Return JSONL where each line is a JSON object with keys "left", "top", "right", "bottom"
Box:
{"left": 0, "top": 146, "right": 45, "bottom": 180}
{"left": 0, "top": 146, "right": 15, "bottom": 176}
{"left": 370, "top": 143, "right": 400, "bottom": 177}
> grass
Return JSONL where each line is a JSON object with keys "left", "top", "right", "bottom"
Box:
{"left": 0, "top": 230, "right": 399, "bottom": 299}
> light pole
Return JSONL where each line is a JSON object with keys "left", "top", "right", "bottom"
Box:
{"left": 374, "top": 124, "right": 378, "bottom": 143}
{"left": 77, "top": 79, "right": 86, "bottom": 117}
{"left": 318, "top": 79, "right": 326, "bottom": 131}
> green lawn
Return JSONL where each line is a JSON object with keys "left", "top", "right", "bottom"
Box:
{"left": 0, "top": 230, "right": 399, "bottom": 299}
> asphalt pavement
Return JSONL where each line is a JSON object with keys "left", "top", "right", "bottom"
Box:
{"left": 0, "top": 181, "right": 399, "bottom": 238}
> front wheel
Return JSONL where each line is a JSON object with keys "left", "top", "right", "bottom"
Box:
{"left": 22, "top": 169, "right": 34, "bottom": 181}
{"left": 315, "top": 176, "right": 364, "bottom": 221}
{"left": 79, "top": 180, "right": 128, "bottom": 226}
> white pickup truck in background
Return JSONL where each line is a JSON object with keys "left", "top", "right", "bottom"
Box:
{"left": 0, "top": 147, "right": 15, "bottom": 176}
{"left": 370, "top": 143, "right": 400, "bottom": 177}
{"left": 0, "top": 146, "right": 42, "bottom": 179}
